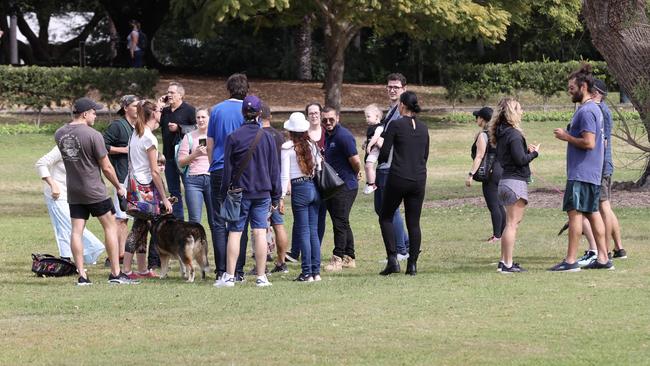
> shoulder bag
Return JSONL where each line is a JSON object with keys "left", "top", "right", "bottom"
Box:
{"left": 219, "top": 129, "right": 264, "bottom": 222}
{"left": 473, "top": 131, "right": 496, "bottom": 183}
{"left": 126, "top": 136, "right": 163, "bottom": 220}
{"left": 314, "top": 148, "right": 345, "bottom": 200}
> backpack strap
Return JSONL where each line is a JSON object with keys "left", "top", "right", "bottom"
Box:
{"left": 230, "top": 129, "right": 264, "bottom": 188}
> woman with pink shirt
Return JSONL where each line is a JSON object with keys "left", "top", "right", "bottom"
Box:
{"left": 177, "top": 108, "right": 213, "bottom": 226}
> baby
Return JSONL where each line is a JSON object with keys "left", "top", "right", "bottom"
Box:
{"left": 362, "top": 104, "right": 383, "bottom": 194}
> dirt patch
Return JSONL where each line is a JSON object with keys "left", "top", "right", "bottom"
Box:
{"left": 425, "top": 188, "right": 650, "bottom": 209}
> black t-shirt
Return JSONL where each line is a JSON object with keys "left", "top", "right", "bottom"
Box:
{"left": 160, "top": 101, "right": 196, "bottom": 160}
{"left": 263, "top": 126, "right": 285, "bottom": 160}
{"left": 378, "top": 116, "right": 429, "bottom": 181}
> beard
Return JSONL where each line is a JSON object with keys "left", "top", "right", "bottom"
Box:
{"left": 571, "top": 90, "right": 583, "bottom": 103}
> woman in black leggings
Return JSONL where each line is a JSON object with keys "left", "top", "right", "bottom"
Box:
{"left": 466, "top": 107, "right": 505, "bottom": 242}
{"left": 378, "top": 91, "right": 429, "bottom": 276}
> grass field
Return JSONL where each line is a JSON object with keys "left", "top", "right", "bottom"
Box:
{"left": 1, "top": 115, "right": 649, "bottom": 365}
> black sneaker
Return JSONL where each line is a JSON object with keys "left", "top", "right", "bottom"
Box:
{"left": 500, "top": 263, "right": 527, "bottom": 274}
{"left": 76, "top": 276, "right": 92, "bottom": 286}
{"left": 294, "top": 273, "right": 314, "bottom": 282}
{"left": 284, "top": 253, "right": 299, "bottom": 263}
{"left": 582, "top": 259, "right": 615, "bottom": 270}
{"left": 247, "top": 265, "right": 269, "bottom": 276}
{"left": 612, "top": 248, "right": 627, "bottom": 259}
{"left": 108, "top": 272, "right": 140, "bottom": 285}
{"left": 235, "top": 273, "right": 246, "bottom": 283}
{"left": 270, "top": 263, "right": 288, "bottom": 274}
{"left": 496, "top": 261, "right": 505, "bottom": 272}
{"left": 547, "top": 260, "right": 581, "bottom": 272}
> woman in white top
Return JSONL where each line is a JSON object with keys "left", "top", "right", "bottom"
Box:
{"left": 177, "top": 108, "right": 213, "bottom": 226}
{"left": 123, "top": 100, "right": 172, "bottom": 279}
{"left": 281, "top": 112, "right": 322, "bottom": 282}
{"left": 35, "top": 146, "right": 105, "bottom": 263}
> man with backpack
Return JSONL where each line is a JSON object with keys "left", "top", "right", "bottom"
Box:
{"left": 128, "top": 20, "right": 147, "bottom": 68}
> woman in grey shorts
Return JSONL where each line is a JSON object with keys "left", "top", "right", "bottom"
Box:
{"left": 488, "top": 98, "right": 540, "bottom": 273}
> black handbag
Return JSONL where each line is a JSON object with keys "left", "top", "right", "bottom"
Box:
{"left": 219, "top": 129, "right": 263, "bottom": 222}
{"left": 473, "top": 152, "right": 496, "bottom": 182}
{"left": 315, "top": 160, "right": 345, "bottom": 200}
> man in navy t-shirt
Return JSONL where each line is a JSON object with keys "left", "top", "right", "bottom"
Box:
{"left": 207, "top": 73, "right": 249, "bottom": 279}
{"left": 550, "top": 65, "right": 613, "bottom": 272}
{"left": 322, "top": 107, "right": 362, "bottom": 272}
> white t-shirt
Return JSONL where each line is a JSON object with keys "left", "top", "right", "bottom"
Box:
{"left": 129, "top": 127, "right": 157, "bottom": 183}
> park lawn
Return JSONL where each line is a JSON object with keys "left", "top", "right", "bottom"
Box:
{"left": 1, "top": 117, "right": 649, "bottom": 366}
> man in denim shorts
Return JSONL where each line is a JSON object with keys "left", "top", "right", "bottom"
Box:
{"left": 550, "top": 65, "right": 614, "bottom": 272}
{"left": 55, "top": 97, "right": 138, "bottom": 285}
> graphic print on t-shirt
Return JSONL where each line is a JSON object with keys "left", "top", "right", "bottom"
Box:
{"left": 59, "top": 134, "right": 82, "bottom": 161}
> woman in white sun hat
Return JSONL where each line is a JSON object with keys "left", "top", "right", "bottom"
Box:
{"left": 281, "top": 112, "right": 323, "bottom": 282}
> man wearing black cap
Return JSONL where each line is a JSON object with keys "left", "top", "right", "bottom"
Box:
{"left": 55, "top": 97, "right": 137, "bottom": 285}
{"left": 103, "top": 95, "right": 138, "bottom": 264}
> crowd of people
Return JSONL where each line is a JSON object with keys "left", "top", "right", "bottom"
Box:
{"left": 37, "top": 65, "right": 628, "bottom": 286}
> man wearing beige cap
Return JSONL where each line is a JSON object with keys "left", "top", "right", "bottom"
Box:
{"left": 103, "top": 95, "right": 139, "bottom": 265}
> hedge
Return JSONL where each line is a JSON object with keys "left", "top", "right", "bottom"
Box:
{"left": 441, "top": 61, "right": 612, "bottom": 107}
{"left": 0, "top": 66, "right": 159, "bottom": 125}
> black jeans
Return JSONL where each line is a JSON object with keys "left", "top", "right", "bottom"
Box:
{"left": 210, "top": 169, "right": 247, "bottom": 276}
{"left": 482, "top": 179, "right": 506, "bottom": 238}
{"left": 379, "top": 175, "right": 425, "bottom": 260}
{"left": 326, "top": 187, "right": 357, "bottom": 259}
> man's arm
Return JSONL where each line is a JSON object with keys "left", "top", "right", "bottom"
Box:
{"left": 207, "top": 137, "right": 215, "bottom": 166}
{"left": 103, "top": 123, "right": 129, "bottom": 155}
{"left": 348, "top": 154, "right": 362, "bottom": 177}
{"left": 99, "top": 155, "right": 125, "bottom": 197}
{"left": 553, "top": 129, "right": 596, "bottom": 150}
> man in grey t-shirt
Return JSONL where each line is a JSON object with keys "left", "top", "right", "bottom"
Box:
{"left": 55, "top": 97, "right": 137, "bottom": 285}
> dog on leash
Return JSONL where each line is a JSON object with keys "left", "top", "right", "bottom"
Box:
{"left": 151, "top": 214, "right": 209, "bottom": 282}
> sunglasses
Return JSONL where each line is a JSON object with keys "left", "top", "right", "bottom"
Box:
{"left": 322, "top": 117, "right": 336, "bottom": 123}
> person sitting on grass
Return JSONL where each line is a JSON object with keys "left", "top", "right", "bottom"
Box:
{"left": 362, "top": 104, "right": 384, "bottom": 194}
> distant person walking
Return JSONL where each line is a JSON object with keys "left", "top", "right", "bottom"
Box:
{"left": 35, "top": 146, "right": 105, "bottom": 264}
{"left": 489, "top": 98, "right": 539, "bottom": 274}
{"left": 127, "top": 20, "right": 145, "bottom": 68}
{"left": 466, "top": 106, "right": 505, "bottom": 243}
{"left": 549, "top": 64, "right": 613, "bottom": 271}
{"left": 378, "top": 91, "right": 429, "bottom": 276}
{"left": 160, "top": 81, "right": 196, "bottom": 220}
{"left": 54, "top": 97, "right": 136, "bottom": 285}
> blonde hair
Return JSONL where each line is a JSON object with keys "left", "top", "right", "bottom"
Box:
{"left": 488, "top": 97, "right": 523, "bottom": 147}
{"left": 364, "top": 103, "right": 383, "bottom": 121}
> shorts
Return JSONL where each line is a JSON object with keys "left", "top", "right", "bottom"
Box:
{"left": 69, "top": 198, "right": 115, "bottom": 220}
{"left": 269, "top": 205, "right": 284, "bottom": 225}
{"left": 230, "top": 197, "right": 271, "bottom": 232}
{"left": 498, "top": 179, "right": 528, "bottom": 206}
{"left": 112, "top": 182, "right": 130, "bottom": 220}
{"left": 365, "top": 147, "right": 380, "bottom": 164}
{"left": 599, "top": 175, "right": 612, "bottom": 202}
{"left": 562, "top": 180, "right": 600, "bottom": 213}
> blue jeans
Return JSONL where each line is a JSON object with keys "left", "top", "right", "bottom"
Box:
{"left": 45, "top": 195, "right": 104, "bottom": 263}
{"left": 288, "top": 187, "right": 326, "bottom": 259}
{"left": 165, "top": 159, "right": 184, "bottom": 220}
{"left": 184, "top": 174, "right": 214, "bottom": 226}
{"left": 210, "top": 169, "right": 246, "bottom": 276}
{"left": 291, "top": 180, "right": 321, "bottom": 275}
{"left": 375, "top": 168, "right": 409, "bottom": 255}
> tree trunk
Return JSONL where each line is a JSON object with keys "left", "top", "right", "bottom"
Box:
{"left": 322, "top": 17, "right": 359, "bottom": 111}
{"left": 583, "top": 0, "right": 650, "bottom": 185}
{"left": 296, "top": 15, "right": 312, "bottom": 80}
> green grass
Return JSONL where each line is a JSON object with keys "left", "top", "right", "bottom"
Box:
{"left": 1, "top": 116, "right": 650, "bottom": 365}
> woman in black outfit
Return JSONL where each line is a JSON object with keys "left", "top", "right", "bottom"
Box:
{"left": 466, "top": 107, "right": 506, "bottom": 243}
{"left": 378, "top": 91, "right": 429, "bottom": 276}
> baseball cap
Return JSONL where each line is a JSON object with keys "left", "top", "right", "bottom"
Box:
{"left": 242, "top": 95, "right": 262, "bottom": 115}
{"left": 472, "top": 106, "right": 493, "bottom": 121}
{"left": 73, "top": 97, "right": 103, "bottom": 114}
{"left": 594, "top": 79, "right": 608, "bottom": 97}
{"left": 117, "top": 95, "right": 139, "bottom": 115}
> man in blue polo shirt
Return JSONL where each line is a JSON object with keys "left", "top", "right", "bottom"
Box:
{"left": 207, "top": 73, "right": 250, "bottom": 280}
{"left": 550, "top": 64, "right": 613, "bottom": 272}
{"left": 321, "top": 107, "right": 362, "bottom": 272}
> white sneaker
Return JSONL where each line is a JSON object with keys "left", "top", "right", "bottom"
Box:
{"left": 397, "top": 253, "right": 410, "bottom": 261}
{"left": 255, "top": 275, "right": 272, "bottom": 287}
{"left": 214, "top": 273, "right": 235, "bottom": 288}
{"left": 577, "top": 250, "right": 597, "bottom": 267}
{"left": 363, "top": 185, "right": 377, "bottom": 195}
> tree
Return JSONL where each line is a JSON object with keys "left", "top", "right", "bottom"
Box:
{"left": 582, "top": 0, "right": 650, "bottom": 185}
{"left": 172, "top": 0, "right": 512, "bottom": 110}
{"left": 0, "top": 0, "right": 104, "bottom": 65}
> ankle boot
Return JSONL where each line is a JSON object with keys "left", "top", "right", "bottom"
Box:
{"left": 379, "top": 256, "right": 400, "bottom": 276}
{"left": 405, "top": 259, "right": 417, "bottom": 276}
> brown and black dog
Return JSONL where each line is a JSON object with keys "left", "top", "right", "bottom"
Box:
{"left": 151, "top": 214, "right": 209, "bottom": 282}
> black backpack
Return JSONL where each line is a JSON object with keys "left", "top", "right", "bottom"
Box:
{"left": 31, "top": 253, "right": 77, "bottom": 277}
{"left": 137, "top": 30, "right": 148, "bottom": 50}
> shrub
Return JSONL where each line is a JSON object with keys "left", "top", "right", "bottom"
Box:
{"left": 0, "top": 66, "right": 159, "bottom": 126}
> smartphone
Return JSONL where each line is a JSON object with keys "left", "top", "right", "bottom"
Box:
{"left": 199, "top": 138, "right": 207, "bottom": 147}
{"left": 163, "top": 95, "right": 170, "bottom": 103}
